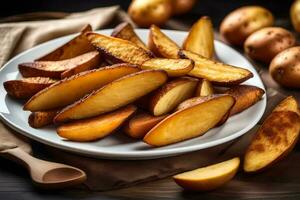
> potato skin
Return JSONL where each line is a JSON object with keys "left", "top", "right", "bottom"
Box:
{"left": 172, "top": 0, "right": 196, "bottom": 15}
{"left": 269, "top": 47, "right": 300, "bottom": 88}
{"left": 244, "top": 27, "right": 296, "bottom": 63}
{"left": 220, "top": 6, "right": 274, "bottom": 46}
{"left": 290, "top": 0, "right": 300, "bottom": 33}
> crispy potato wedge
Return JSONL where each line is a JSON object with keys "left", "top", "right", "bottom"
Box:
{"left": 244, "top": 96, "right": 300, "bottom": 173}
{"left": 195, "top": 79, "right": 214, "bottom": 96}
{"left": 183, "top": 16, "right": 215, "bottom": 58}
{"left": 141, "top": 58, "right": 194, "bottom": 77}
{"left": 144, "top": 95, "right": 235, "bottom": 146}
{"left": 28, "top": 110, "right": 59, "bottom": 128}
{"left": 37, "top": 24, "right": 95, "bottom": 61}
{"left": 148, "top": 25, "right": 180, "bottom": 58}
{"left": 179, "top": 50, "right": 253, "bottom": 86}
{"left": 86, "top": 32, "right": 152, "bottom": 65}
{"left": 57, "top": 105, "right": 136, "bottom": 142}
{"left": 173, "top": 157, "right": 240, "bottom": 191}
{"left": 225, "top": 85, "right": 265, "bottom": 116}
{"left": 4, "top": 77, "right": 56, "bottom": 99}
{"left": 149, "top": 77, "right": 198, "bottom": 116}
{"left": 54, "top": 70, "right": 168, "bottom": 122}
{"left": 24, "top": 64, "right": 140, "bottom": 111}
{"left": 19, "top": 51, "right": 101, "bottom": 79}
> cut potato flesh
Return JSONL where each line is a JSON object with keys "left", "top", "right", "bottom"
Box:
{"left": 55, "top": 70, "right": 168, "bottom": 122}
{"left": 28, "top": 110, "right": 59, "bottom": 128}
{"left": 196, "top": 79, "right": 214, "bottom": 96}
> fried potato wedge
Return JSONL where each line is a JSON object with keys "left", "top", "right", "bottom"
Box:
{"left": 24, "top": 64, "right": 140, "bottom": 111}
{"left": 148, "top": 25, "right": 180, "bottom": 58}
{"left": 244, "top": 96, "right": 300, "bottom": 173}
{"left": 57, "top": 105, "right": 136, "bottom": 142}
{"left": 86, "top": 32, "right": 152, "bottom": 65}
{"left": 144, "top": 95, "right": 235, "bottom": 146}
{"left": 183, "top": 16, "right": 215, "bottom": 58}
{"left": 4, "top": 77, "right": 56, "bottom": 99}
{"left": 173, "top": 157, "right": 240, "bottom": 191}
{"left": 225, "top": 85, "right": 265, "bottom": 116}
{"left": 19, "top": 51, "right": 101, "bottom": 79}
{"left": 141, "top": 58, "right": 194, "bottom": 77}
{"left": 149, "top": 77, "right": 198, "bottom": 116}
{"left": 55, "top": 70, "right": 168, "bottom": 122}
{"left": 179, "top": 50, "right": 253, "bottom": 86}
{"left": 195, "top": 79, "right": 214, "bottom": 96}
{"left": 28, "top": 110, "right": 59, "bottom": 128}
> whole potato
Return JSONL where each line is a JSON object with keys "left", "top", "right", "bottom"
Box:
{"left": 269, "top": 46, "right": 300, "bottom": 88}
{"left": 290, "top": 0, "right": 300, "bottom": 32}
{"left": 220, "top": 6, "right": 274, "bottom": 46}
{"left": 172, "top": 0, "right": 196, "bottom": 15}
{"left": 128, "top": 0, "right": 172, "bottom": 27}
{"left": 244, "top": 27, "right": 296, "bottom": 63}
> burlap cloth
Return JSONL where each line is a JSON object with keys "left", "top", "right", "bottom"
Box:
{"left": 0, "top": 6, "right": 298, "bottom": 191}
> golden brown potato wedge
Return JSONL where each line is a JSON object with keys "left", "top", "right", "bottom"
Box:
{"left": 28, "top": 110, "right": 59, "bottom": 128}
{"left": 244, "top": 96, "right": 300, "bottom": 173}
{"left": 179, "top": 50, "right": 253, "bottom": 86}
{"left": 149, "top": 77, "right": 198, "bottom": 116}
{"left": 54, "top": 70, "right": 168, "bottom": 122}
{"left": 86, "top": 32, "right": 152, "bottom": 65}
{"left": 19, "top": 51, "right": 101, "bottom": 79}
{"left": 37, "top": 24, "right": 95, "bottom": 61}
{"left": 57, "top": 105, "right": 136, "bottom": 142}
{"left": 141, "top": 58, "right": 194, "bottom": 77}
{"left": 195, "top": 79, "right": 214, "bottom": 96}
{"left": 4, "top": 77, "right": 56, "bottom": 99}
{"left": 24, "top": 64, "right": 140, "bottom": 111}
{"left": 148, "top": 25, "right": 180, "bottom": 58}
{"left": 183, "top": 16, "right": 215, "bottom": 58}
{"left": 144, "top": 94, "right": 235, "bottom": 146}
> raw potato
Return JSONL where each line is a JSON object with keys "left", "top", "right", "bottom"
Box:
{"left": 173, "top": 157, "right": 240, "bottom": 191}
{"left": 244, "top": 96, "right": 300, "bottom": 173}
{"left": 37, "top": 24, "right": 94, "bottom": 61}
{"left": 183, "top": 16, "right": 214, "bottom": 58}
{"left": 4, "top": 77, "right": 56, "bottom": 99}
{"left": 179, "top": 50, "right": 253, "bottom": 85}
{"left": 195, "top": 79, "right": 214, "bottom": 96}
{"left": 220, "top": 6, "right": 274, "bottom": 46}
{"left": 54, "top": 70, "right": 168, "bottom": 122}
{"left": 144, "top": 95, "right": 235, "bottom": 146}
{"left": 28, "top": 110, "right": 59, "bottom": 128}
{"left": 86, "top": 32, "right": 152, "bottom": 65}
{"left": 172, "top": 0, "right": 196, "bottom": 15}
{"left": 19, "top": 51, "right": 101, "bottom": 79}
{"left": 269, "top": 46, "right": 300, "bottom": 88}
{"left": 148, "top": 25, "right": 180, "bottom": 58}
{"left": 149, "top": 77, "right": 198, "bottom": 116}
{"left": 244, "top": 27, "right": 296, "bottom": 63}
{"left": 290, "top": 0, "right": 300, "bottom": 33}
{"left": 24, "top": 64, "right": 140, "bottom": 111}
{"left": 57, "top": 105, "right": 136, "bottom": 142}
{"left": 141, "top": 58, "right": 194, "bottom": 77}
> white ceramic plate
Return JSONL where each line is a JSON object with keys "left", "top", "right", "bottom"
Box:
{"left": 0, "top": 29, "right": 266, "bottom": 160}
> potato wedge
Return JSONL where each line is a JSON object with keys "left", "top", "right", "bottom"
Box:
{"left": 179, "top": 50, "right": 253, "bottom": 86}
{"left": 54, "top": 70, "right": 168, "bottom": 122}
{"left": 183, "top": 16, "right": 215, "bottom": 58}
{"left": 173, "top": 157, "right": 240, "bottom": 191}
{"left": 149, "top": 77, "right": 198, "bottom": 116}
{"left": 4, "top": 77, "right": 56, "bottom": 99}
{"left": 148, "top": 25, "right": 180, "bottom": 58}
{"left": 24, "top": 64, "right": 140, "bottom": 111}
{"left": 86, "top": 32, "right": 152, "bottom": 65}
{"left": 37, "top": 24, "right": 95, "bottom": 61}
{"left": 141, "top": 58, "right": 194, "bottom": 77}
{"left": 19, "top": 51, "right": 101, "bottom": 79}
{"left": 195, "top": 79, "right": 214, "bottom": 96}
{"left": 57, "top": 105, "right": 136, "bottom": 142}
{"left": 28, "top": 110, "right": 59, "bottom": 128}
{"left": 144, "top": 94, "right": 235, "bottom": 146}
{"left": 244, "top": 96, "right": 300, "bottom": 173}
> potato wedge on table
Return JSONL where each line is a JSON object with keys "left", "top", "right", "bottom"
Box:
{"left": 86, "top": 32, "right": 152, "bottom": 65}
{"left": 148, "top": 25, "right": 180, "bottom": 58}
{"left": 244, "top": 96, "right": 300, "bottom": 173}
{"left": 28, "top": 110, "right": 59, "bottom": 128}
{"left": 19, "top": 51, "right": 101, "bottom": 79}
{"left": 195, "top": 79, "right": 214, "bottom": 96}
{"left": 24, "top": 64, "right": 140, "bottom": 111}
{"left": 144, "top": 94, "right": 235, "bottom": 146}
{"left": 179, "top": 50, "right": 253, "bottom": 86}
{"left": 54, "top": 70, "right": 168, "bottom": 122}
{"left": 183, "top": 16, "right": 215, "bottom": 58}
{"left": 57, "top": 105, "right": 136, "bottom": 142}
{"left": 141, "top": 58, "right": 194, "bottom": 77}
{"left": 4, "top": 77, "right": 56, "bottom": 99}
